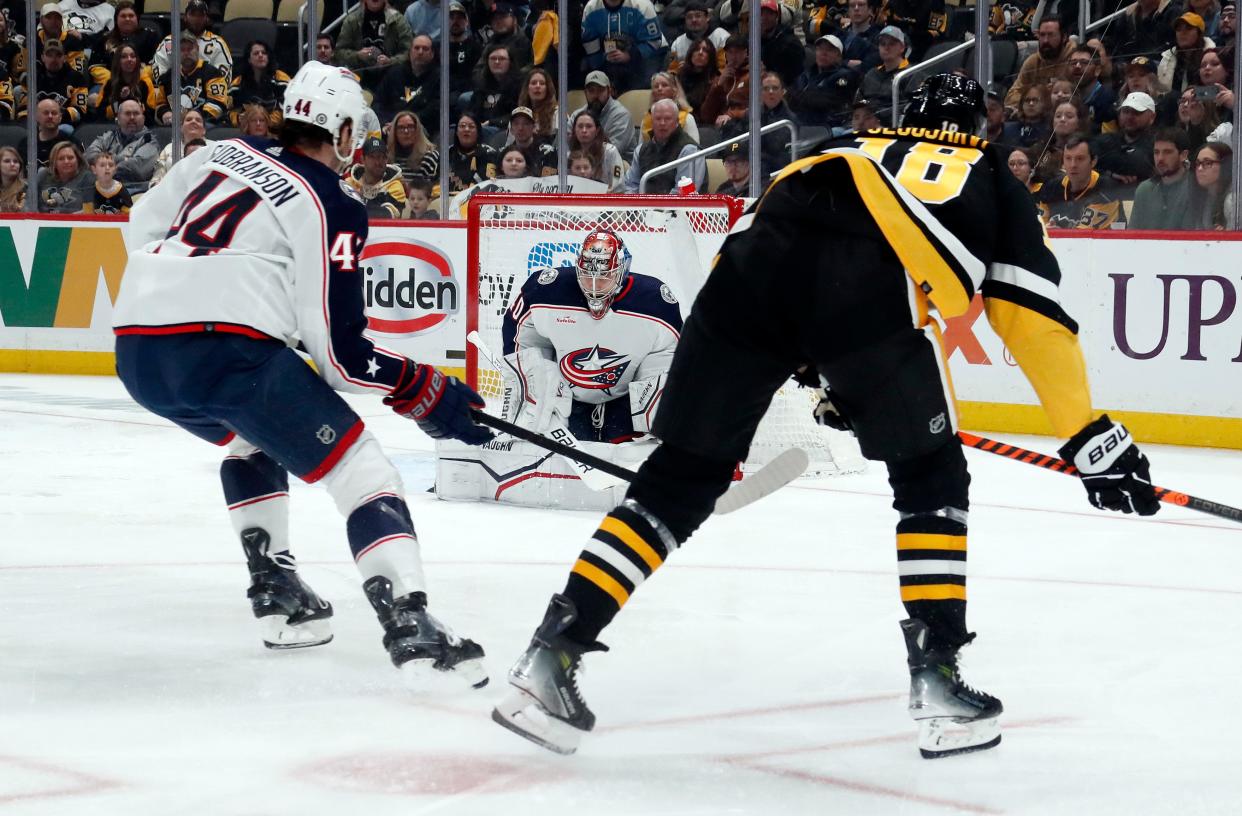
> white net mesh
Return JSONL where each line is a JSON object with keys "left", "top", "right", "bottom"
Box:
{"left": 468, "top": 195, "right": 865, "bottom": 476}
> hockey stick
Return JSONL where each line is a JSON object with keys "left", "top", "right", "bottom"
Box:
{"left": 958, "top": 431, "right": 1242, "bottom": 525}
{"left": 466, "top": 331, "right": 626, "bottom": 491}
{"left": 470, "top": 409, "right": 810, "bottom": 515}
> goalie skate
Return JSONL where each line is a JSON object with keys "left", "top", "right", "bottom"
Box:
{"left": 491, "top": 594, "right": 606, "bottom": 755}
{"left": 241, "top": 528, "right": 333, "bottom": 650}
{"left": 362, "top": 577, "right": 489, "bottom": 689}
{"left": 901, "top": 618, "right": 1003, "bottom": 759}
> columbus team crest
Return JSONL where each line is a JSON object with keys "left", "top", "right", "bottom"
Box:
{"left": 559, "top": 345, "right": 631, "bottom": 391}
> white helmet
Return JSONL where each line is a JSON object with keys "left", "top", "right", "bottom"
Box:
{"left": 283, "top": 61, "right": 366, "bottom": 163}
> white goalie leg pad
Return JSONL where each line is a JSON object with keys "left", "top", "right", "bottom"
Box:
{"left": 224, "top": 437, "right": 291, "bottom": 550}
{"left": 628, "top": 373, "right": 666, "bottom": 434}
{"left": 319, "top": 430, "right": 427, "bottom": 598}
{"left": 502, "top": 348, "right": 572, "bottom": 434}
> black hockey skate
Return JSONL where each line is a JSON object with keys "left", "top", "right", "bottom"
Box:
{"left": 362, "top": 577, "right": 488, "bottom": 689}
{"left": 240, "top": 527, "right": 333, "bottom": 650}
{"left": 901, "top": 618, "right": 1003, "bottom": 759}
{"left": 491, "top": 594, "right": 608, "bottom": 755}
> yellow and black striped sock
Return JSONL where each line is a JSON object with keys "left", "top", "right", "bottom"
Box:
{"left": 561, "top": 501, "right": 677, "bottom": 645}
{"left": 896, "top": 513, "right": 969, "bottom": 652}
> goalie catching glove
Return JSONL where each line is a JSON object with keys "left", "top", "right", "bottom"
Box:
{"left": 1059, "top": 415, "right": 1159, "bottom": 516}
{"left": 385, "top": 362, "right": 494, "bottom": 445}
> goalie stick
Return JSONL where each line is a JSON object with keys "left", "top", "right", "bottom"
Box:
{"left": 469, "top": 409, "right": 809, "bottom": 515}
{"left": 958, "top": 431, "right": 1242, "bottom": 525}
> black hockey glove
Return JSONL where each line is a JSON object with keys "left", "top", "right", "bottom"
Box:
{"left": 385, "top": 362, "right": 494, "bottom": 446}
{"left": 1059, "top": 415, "right": 1159, "bottom": 516}
{"left": 812, "top": 388, "right": 853, "bottom": 434}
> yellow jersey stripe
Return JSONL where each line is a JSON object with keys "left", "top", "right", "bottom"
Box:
{"left": 599, "top": 516, "right": 663, "bottom": 571}
{"left": 901, "top": 584, "right": 968, "bottom": 602}
{"left": 897, "top": 533, "right": 967, "bottom": 552}
{"left": 572, "top": 560, "right": 630, "bottom": 607}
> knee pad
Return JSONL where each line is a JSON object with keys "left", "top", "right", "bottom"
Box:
{"left": 626, "top": 443, "right": 736, "bottom": 543}
{"left": 318, "top": 431, "right": 405, "bottom": 517}
{"left": 887, "top": 438, "right": 970, "bottom": 517}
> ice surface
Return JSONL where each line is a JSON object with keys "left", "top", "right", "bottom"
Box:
{"left": 1, "top": 374, "right": 1239, "bottom": 815}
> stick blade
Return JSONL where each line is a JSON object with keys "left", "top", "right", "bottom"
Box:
{"left": 713, "top": 448, "right": 809, "bottom": 515}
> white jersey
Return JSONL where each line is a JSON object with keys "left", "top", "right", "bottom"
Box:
{"left": 669, "top": 28, "right": 730, "bottom": 67}
{"left": 114, "top": 137, "right": 410, "bottom": 396}
{"left": 501, "top": 267, "right": 682, "bottom": 405}
{"left": 58, "top": 1, "right": 114, "bottom": 39}
{"left": 152, "top": 29, "right": 233, "bottom": 84}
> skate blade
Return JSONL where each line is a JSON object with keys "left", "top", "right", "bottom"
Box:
{"left": 491, "top": 688, "right": 583, "bottom": 755}
{"left": 398, "top": 655, "right": 490, "bottom": 691}
{"left": 260, "top": 616, "right": 333, "bottom": 650}
{"left": 917, "top": 716, "right": 1001, "bottom": 759}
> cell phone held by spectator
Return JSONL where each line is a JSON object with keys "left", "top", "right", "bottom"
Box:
{"left": 1195, "top": 85, "right": 1220, "bottom": 102}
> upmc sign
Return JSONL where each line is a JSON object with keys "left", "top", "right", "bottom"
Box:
{"left": 944, "top": 236, "right": 1242, "bottom": 426}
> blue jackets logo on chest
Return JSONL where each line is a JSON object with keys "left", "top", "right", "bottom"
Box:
{"left": 559, "top": 345, "right": 631, "bottom": 391}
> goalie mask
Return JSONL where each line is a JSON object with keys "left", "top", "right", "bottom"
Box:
{"left": 575, "top": 230, "right": 631, "bottom": 319}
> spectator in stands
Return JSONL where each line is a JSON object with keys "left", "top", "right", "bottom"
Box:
{"left": 35, "top": 38, "right": 89, "bottom": 126}
{"left": 499, "top": 144, "right": 532, "bottom": 178}
{"left": 1219, "top": 2, "right": 1236, "bottom": 49}
{"left": 1187, "top": 140, "right": 1234, "bottom": 227}
{"left": 856, "top": 26, "right": 909, "bottom": 113}
{"left": 0, "top": 15, "right": 23, "bottom": 83}
{"left": 1173, "top": 86, "right": 1222, "bottom": 149}
{"left": 1190, "top": 0, "right": 1223, "bottom": 37}
{"left": 714, "top": 138, "right": 750, "bottom": 196}
{"left": 470, "top": 43, "right": 522, "bottom": 132}
{"left": 1119, "top": 56, "right": 1162, "bottom": 106}
{"left": 1003, "top": 84, "right": 1052, "bottom": 149}
{"left": 60, "top": 0, "right": 118, "bottom": 43}
{"left": 37, "top": 140, "right": 92, "bottom": 213}
{"left": 1003, "top": 16, "right": 1073, "bottom": 112}
{"left": 791, "top": 34, "right": 858, "bottom": 128}
{"left": 85, "top": 98, "right": 159, "bottom": 194}
{"left": 406, "top": 178, "right": 439, "bottom": 219}
{"left": 348, "top": 135, "right": 408, "bottom": 219}
{"left": 375, "top": 34, "right": 442, "bottom": 133}
{"left": 518, "top": 67, "right": 559, "bottom": 140}
{"left": 984, "top": 84, "right": 1006, "bottom": 143}
{"left": 724, "top": 70, "right": 797, "bottom": 177}
{"left": 237, "top": 103, "right": 271, "bottom": 137}
{"left": 93, "top": 1, "right": 160, "bottom": 66}
{"left": 702, "top": 34, "right": 751, "bottom": 130}
{"left": 151, "top": 108, "right": 207, "bottom": 186}
{"left": 1194, "top": 47, "right": 1235, "bottom": 135}
{"left": 35, "top": 4, "right": 86, "bottom": 72}
{"left": 1067, "top": 45, "right": 1117, "bottom": 134}
{"left": 316, "top": 33, "right": 338, "bottom": 65}
{"left": 570, "top": 149, "right": 597, "bottom": 179}
{"left": 1130, "top": 128, "right": 1193, "bottom": 228}
{"left": 19, "top": 100, "right": 80, "bottom": 169}
{"left": 668, "top": 1, "right": 729, "bottom": 72}
{"left": 504, "top": 106, "right": 556, "bottom": 175}
{"left": 642, "top": 71, "right": 700, "bottom": 142}
{"left": 229, "top": 41, "right": 290, "bottom": 131}
{"left": 754, "top": 0, "right": 806, "bottom": 89}
{"left": 388, "top": 110, "right": 441, "bottom": 184}
{"left": 486, "top": 2, "right": 534, "bottom": 72}
{"left": 1106, "top": 0, "right": 1184, "bottom": 62}
{"left": 1038, "top": 100, "right": 1092, "bottom": 181}
{"left": 447, "top": 111, "right": 498, "bottom": 191}
{"left": 877, "top": 0, "right": 949, "bottom": 61}
{"left": 623, "top": 97, "right": 705, "bottom": 193}
{"left": 1036, "top": 136, "right": 1127, "bottom": 229}
{"left": 448, "top": 2, "right": 482, "bottom": 99}
{"left": 0, "top": 145, "right": 25, "bottom": 212}
{"left": 95, "top": 45, "right": 162, "bottom": 124}
{"left": 527, "top": 0, "right": 562, "bottom": 74}
{"left": 1158, "top": 12, "right": 1215, "bottom": 97}
{"left": 83, "top": 151, "right": 134, "bottom": 215}
{"left": 1007, "top": 147, "right": 1039, "bottom": 193}
{"left": 851, "top": 96, "right": 883, "bottom": 130}
{"left": 803, "top": 0, "right": 849, "bottom": 41}
{"left": 1049, "top": 78, "right": 1077, "bottom": 112}
{"left": 582, "top": 0, "right": 667, "bottom": 92}
{"left": 407, "top": 0, "right": 448, "bottom": 43}
{"left": 572, "top": 70, "right": 639, "bottom": 159}
{"left": 158, "top": 31, "right": 230, "bottom": 125}
{"left": 990, "top": 0, "right": 1037, "bottom": 40}
{"left": 336, "top": 0, "right": 414, "bottom": 74}
{"left": 679, "top": 38, "right": 720, "bottom": 122}
{"left": 841, "top": 0, "right": 881, "bottom": 75}
{"left": 1096, "top": 91, "right": 1159, "bottom": 185}
{"left": 569, "top": 109, "right": 625, "bottom": 189}
{"left": 152, "top": 0, "right": 231, "bottom": 84}
{"left": 0, "top": 74, "right": 13, "bottom": 121}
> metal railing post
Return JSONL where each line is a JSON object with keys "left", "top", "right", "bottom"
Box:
{"left": 638, "top": 118, "right": 797, "bottom": 193}
{"left": 171, "top": 0, "right": 183, "bottom": 164}
{"left": 747, "top": 0, "right": 761, "bottom": 196}
{"left": 1079, "top": 0, "right": 1089, "bottom": 41}
{"left": 890, "top": 39, "right": 977, "bottom": 126}
{"left": 439, "top": 0, "right": 450, "bottom": 219}
{"left": 973, "top": 1, "right": 992, "bottom": 88}
{"left": 557, "top": 0, "right": 568, "bottom": 190}
{"left": 1233, "top": 34, "right": 1241, "bottom": 230}
{"left": 25, "top": 0, "right": 36, "bottom": 211}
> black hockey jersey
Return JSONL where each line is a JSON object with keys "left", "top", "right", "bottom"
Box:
{"left": 755, "top": 127, "right": 1092, "bottom": 437}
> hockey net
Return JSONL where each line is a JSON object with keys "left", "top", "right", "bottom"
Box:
{"left": 465, "top": 193, "right": 865, "bottom": 476}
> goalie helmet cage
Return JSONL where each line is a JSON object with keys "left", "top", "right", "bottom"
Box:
{"left": 465, "top": 193, "right": 865, "bottom": 476}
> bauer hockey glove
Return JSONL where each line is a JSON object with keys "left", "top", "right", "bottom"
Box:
{"left": 385, "top": 363, "right": 495, "bottom": 445}
{"left": 1059, "top": 415, "right": 1159, "bottom": 516}
{"left": 812, "top": 388, "right": 854, "bottom": 434}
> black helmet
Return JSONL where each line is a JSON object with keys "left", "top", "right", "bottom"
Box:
{"left": 902, "top": 73, "right": 986, "bottom": 134}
